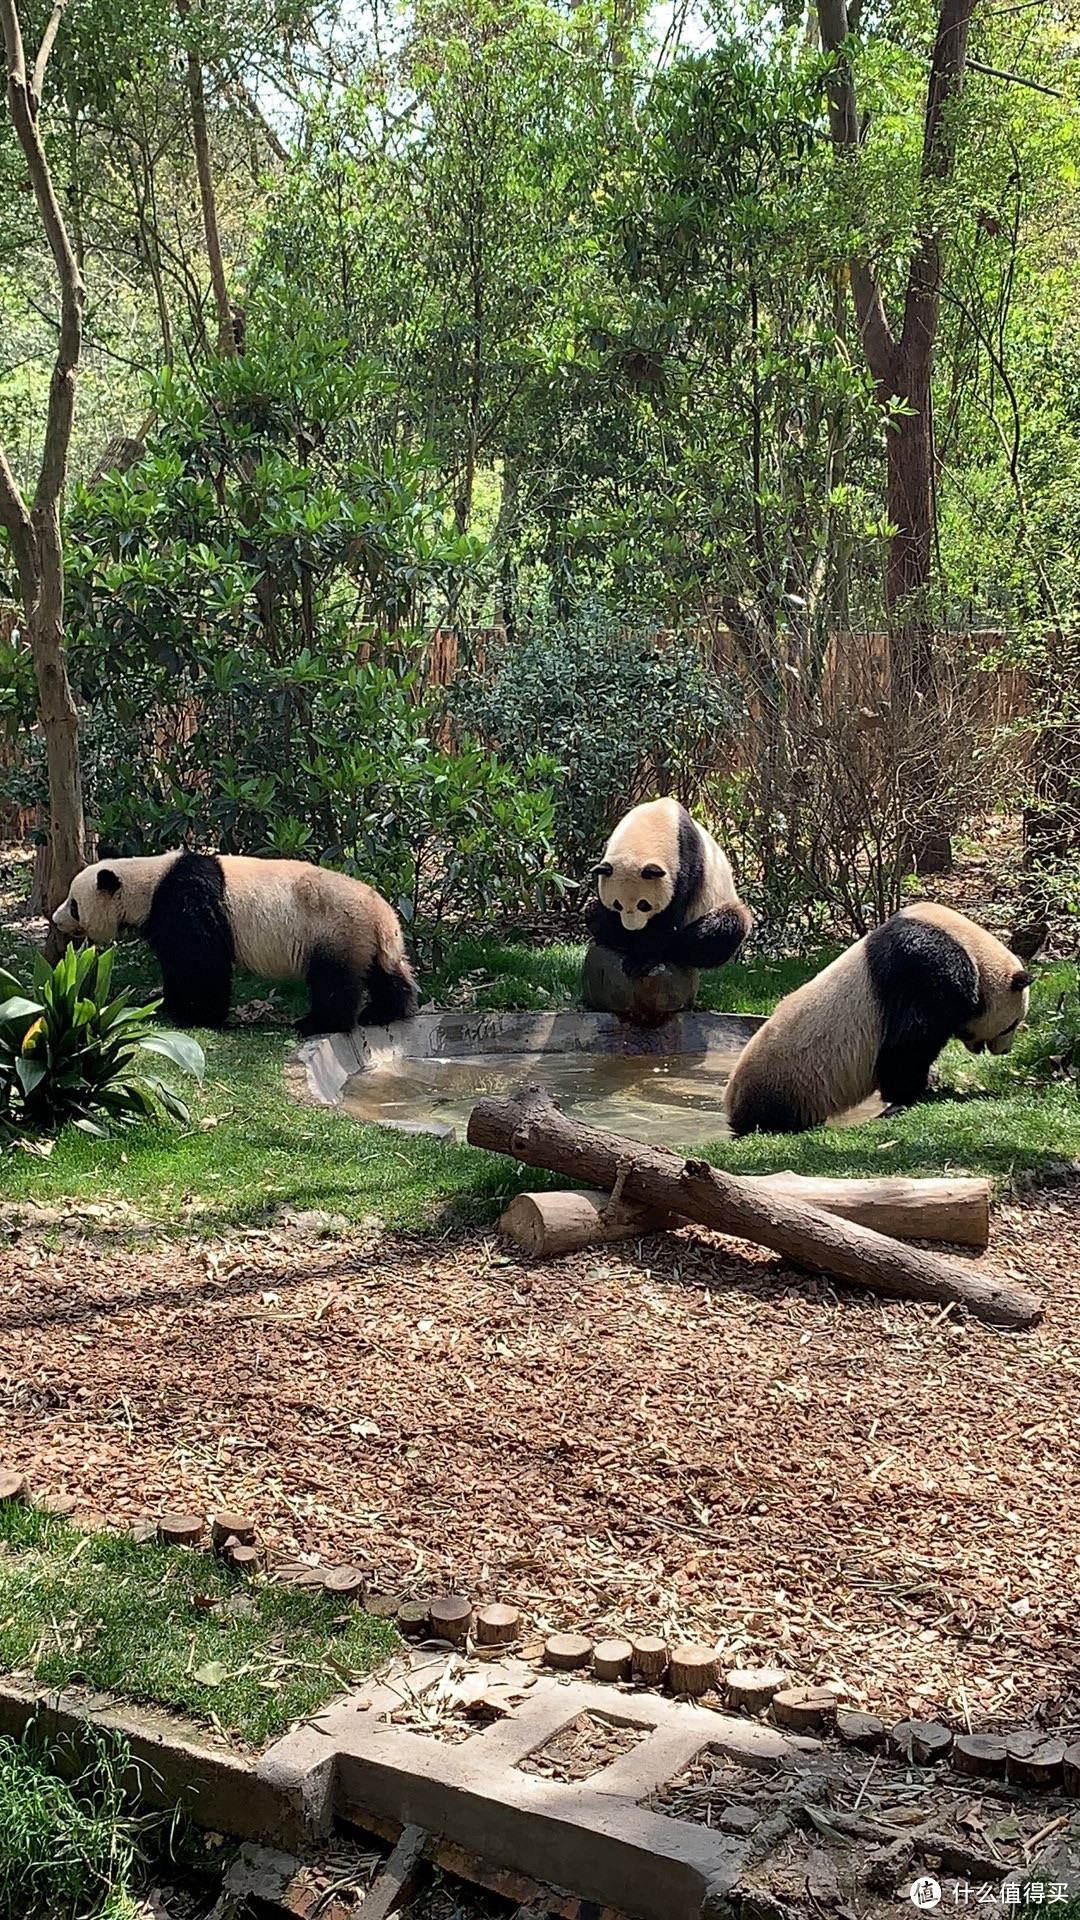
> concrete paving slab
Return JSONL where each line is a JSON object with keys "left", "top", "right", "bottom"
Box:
{"left": 258, "top": 1655, "right": 807, "bottom": 1920}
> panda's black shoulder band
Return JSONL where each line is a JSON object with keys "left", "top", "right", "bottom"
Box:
{"left": 143, "top": 853, "right": 234, "bottom": 1028}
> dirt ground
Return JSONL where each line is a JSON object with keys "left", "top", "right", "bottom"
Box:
{"left": 2, "top": 1184, "right": 1079, "bottom": 1733}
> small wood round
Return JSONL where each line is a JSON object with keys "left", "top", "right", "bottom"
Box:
{"left": 1062, "top": 1744, "right": 1080, "bottom": 1795}
{"left": 397, "top": 1600, "right": 431, "bottom": 1638}
{"left": 543, "top": 1633, "right": 594, "bottom": 1672}
{"left": 771, "top": 1687, "right": 838, "bottom": 1733}
{"left": 429, "top": 1595, "right": 474, "bottom": 1644}
{"left": 363, "top": 1590, "right": 401, "bottom": 1619}
{"left": 630, "top": 1636, "right": 669, "bottom": 1686}
{"left": 890, "top": 1719, "right": 953, "bottom": 1765}
{"left": 475, "top": 1603, "right": 521, "bottom": 1647}
{"left": 324, "top": 1565, "right": 365, "bottom": 1601}
{"left": 1006, "top": 1737, "right": 1066, "bottom": 1790}
{"left": 0, "top": 1471, "right": 28, "bottom": 1505}
{"left": 212, "top": 1513, "right": 256, "bottom": 1551}
{"left": 669, "top": 1644, "right": 719, "bottom": 1698}
{"left": 42, "top": 1492, "right": 77, "bottom": 1516}
{"left": 952, "top": 1733, "right": 1007, "bottom": 1779}
{"left": 227, "top": 1544, "right": 261, "bottom": 1575}
{"left": 837, "top": 1711, "right": 886, "bottom": 1749}
{"left": 725, "top": 1667, "right": 790, "bottom": 1716}
{"left": 593, "top": 1638, "right": 633, "bottom": 1683}
{"left": 157, "top": 1513, "right": 205, "bottom": 1548}
{"left": 130, "top": 1519, "right": 158, "bottom": 1546}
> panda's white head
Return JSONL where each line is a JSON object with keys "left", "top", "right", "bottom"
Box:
{"left": 593, "top": 857, "right": 674, "bottom": 933}
{"left": 960, "top": 963, "right": 1032, "bottom": 1056}
{"left": 52, "top": 862, "right": 128, "bottom": 943}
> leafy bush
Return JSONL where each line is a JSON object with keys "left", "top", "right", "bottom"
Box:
{"left": 453, "top": 603, "right": 741, "bottom": 871}
{"left": 0, "top": 946, "right": 204, "bottom": 1138}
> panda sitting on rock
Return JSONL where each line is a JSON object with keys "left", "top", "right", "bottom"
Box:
{"left": 585, "top": 798, "right": 753, "bottom": 978}
{"left": 52, "top": 851, "right": 418, "bottom": 1037}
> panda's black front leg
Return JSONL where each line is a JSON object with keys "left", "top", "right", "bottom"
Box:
{"left": 159, "top": 951, "right": 232, "bottom": 1030}
{"left": 667, "top": 907, "right": 753, "bottom": 971}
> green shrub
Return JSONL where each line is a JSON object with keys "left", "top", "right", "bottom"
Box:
{"left": 453, "top": 603, "right": 741, "bottom": 871}
{"left": 0, "top": 945, "right": 204, "bottom": 1138}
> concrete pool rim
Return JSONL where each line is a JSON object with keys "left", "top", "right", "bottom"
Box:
{"left": 287, "top": 1006, "right": 767, "bottom": 1138}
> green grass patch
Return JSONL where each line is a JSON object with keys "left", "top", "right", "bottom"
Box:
{"left": 0, "top": 1502, "right": 396, "bottom": 1747}
{"left": 0, "top": 1721, "right": 154, "bottom": 1920}
{"left": 0, "top": 923, "right": 1077, "bottom": 1232}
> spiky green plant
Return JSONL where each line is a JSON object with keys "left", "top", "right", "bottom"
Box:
{"left": 0, "top": 945, "right": 203, "bottom": 1137}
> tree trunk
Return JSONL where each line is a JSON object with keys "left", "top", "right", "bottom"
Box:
{"left": 181, "top": 2, "right": 235, "bottom": 359}
{"left": 31, "top": 506, "right": 85, "bottom": 944}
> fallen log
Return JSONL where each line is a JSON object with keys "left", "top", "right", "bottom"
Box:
{"left": 466, "top": 1087, "right": 1042, "bottom": 1330}
{"left": 498, "top": 1172, "right": 990, "bottom": 1257}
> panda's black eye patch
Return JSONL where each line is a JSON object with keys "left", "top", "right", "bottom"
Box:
{"left": 638, "top": 899, "right": 651, "bottom": 913}
{"left": 613, "top": 900, "right": 623, "bottom": 912}
{"left": 69, "top": 900, "right": 79, "bottom": 921}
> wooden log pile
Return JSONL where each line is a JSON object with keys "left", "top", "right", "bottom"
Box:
{"left": 466, "top": 1086, "right": 1042, "bottom": 1330}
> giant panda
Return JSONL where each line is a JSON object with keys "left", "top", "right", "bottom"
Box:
{"left": 585, "top": 798, "right": 752, "bottom": 977}
{"left": 725, "top": 901, "right": 1033, "bottom": 1136}
{"left": 52, "top": 852, "right": 419, "bottom": 1036}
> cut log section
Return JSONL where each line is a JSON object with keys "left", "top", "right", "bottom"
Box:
{"left": 890, "top": 1720, "right": 953, "bottom": 1764}
{"left": 593, "top": 1638, "right": 633, "bottom": 1682}
{"left": 771, "top": 1687, "right": 838, "bottom": 1732}
{"left": 499, "top": 1175, "right": 991, "bottom": 1255}
{"left": 952, "top": 1733, "right": 1007, "bottom": 1778}
{"left": 226, "top": 1544, "right": 261, "bottom": 1575}
{"left": 543, "top": 1633, "right": 593, "bottom": 1671}
{"left": 630, "top": 1636, "right": 669, "bottom": 1685}
{"left": 1006, "top": 1736, "right": 1065, "bottom": 1789}
{"left": 428, "top": 1595, "right": 473, "bottom": 1644}
{"left": 324, "top": 1565, "right": 365, "bottom": 1601}
{"left": 837, "top": 1711, "right": 886, "bottom": 1749}
{"left": 157, "top": 1512, "right": 204, "bottom": 1548}
{"left": 0, "top": 1471, "right": 28, "bottom": 1505}
{"left": 475, "top": 1603, "right": 521, "bottom": 1647}
{"left": 669, "top": 1644, "right": 718, "bottom": 1697}
{"left": 397, "top": 1600, "right": 431, "bottom": 1638}
{"left": 1062, "top": 1744, "right": 1080, "bottom": 1794}
{"left": 725, "top": 1667, "right": 790, "bottom": 1715}
{"left": 467, "top": 1088, "right": 1042, "bottom": 1329}
{"left": 211, "top": 1512, "right": 256, "bottom": 1551}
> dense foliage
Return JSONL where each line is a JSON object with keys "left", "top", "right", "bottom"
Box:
{"left": 2, "top": 0, "right": 1080, "bottom": 937}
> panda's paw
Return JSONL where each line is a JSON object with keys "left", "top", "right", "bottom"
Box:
{"left": 878, "top": 1101, "right": 910, "bottom": 1121}
{"left": 621, "top": 955, "right": 658, "bottom": 979}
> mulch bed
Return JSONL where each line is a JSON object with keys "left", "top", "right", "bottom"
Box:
{"left": 1, "top": 1186, "right": 1079, "bottom": 1727}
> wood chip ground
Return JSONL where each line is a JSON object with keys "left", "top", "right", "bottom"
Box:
{"left": 516, "top": 1709, "right": 649, "bottom": 1782}
{"left": 2, "top": 1186, "right": 1079, "bottom": 1723}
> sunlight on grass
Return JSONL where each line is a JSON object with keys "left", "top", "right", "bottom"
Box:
{"left": 0, "top": 1503, "right": 396, "bottom": 1747}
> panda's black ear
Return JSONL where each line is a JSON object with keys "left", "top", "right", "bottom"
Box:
{"left": 97, "top": 869, "right": 122, "bottom": 895}
{"left": 593, "top": 862, "right": 613, "bottom": 878}
{"left": 1013, "top": 969, "right": 1033, "bottom": 991}
{"left": 640, "top": 863, "right": 665, "bottom": 880}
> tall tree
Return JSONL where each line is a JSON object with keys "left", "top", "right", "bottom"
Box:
{"left": 1, "top": 0, "right": 87, "bottom": 933}
{"left": 817, "top": 0, "right": 976, "bottom": 635}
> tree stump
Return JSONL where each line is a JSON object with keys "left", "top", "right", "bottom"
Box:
{"left": 581, "top": 944, "right": 699, "bottom": 1021}
{"left": 212, "top": 1512, "right": 256, "bottom": 1552}
{"left": 669, "top": 1645, "right": 719, "bottom": 1697}
{"left": 726, "top": 1668, "right": 790, "bottom": 1715}
{"left": 771, "top": 1687, "right": 838, "bottom": 1733}
{"left": 428, "top": 1595, "right": 473, "bottom": 1644}
{"left": 1062, "top": 1744, "right": 1080, "bottom": 1795}
{"left": 630, "top": 1636, "right": 669, "bottom": 1685}
{"left": 593, "top": 1638, "right": 633, "bottom": 1682}
{"left": 157, "top": 1513, "right": 205, "bottom": 1548}
{"left": 1006, "top": 1737, "right": 1065, "bottom": 1789}
{"left": 397, "top": 1600, "right": 431, "bottom": 1638}
{"left": 324, "top": 1565, "right": 365, "bottom": 1602}
{"left": 0, "top": 1471, "right": 28, "bottom": 1505}
{"left": 227, "top": 1544, "right": 262, "bottom": 1576}
{"left": 952, "top": 1734, "right": 1007, "bottom": 1779}
{"left": 890, "top": 1720, "right": 953, "bottom": 1764}
{"left": 543, "top": 1633, "right": 594, "bottom": 1671}
{"left": 837, "top": 1711, "right": 886, "bottom": 1749}
{"left": 475, "top": 1603, "right": 521, "bottom": 1647}
{"left": 363, "top": 1590, "right": 402, "bottom": 1619}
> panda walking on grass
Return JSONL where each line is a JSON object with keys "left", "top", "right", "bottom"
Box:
{"left": 52, "top": 851, "right": 419, "bottom": 1037}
